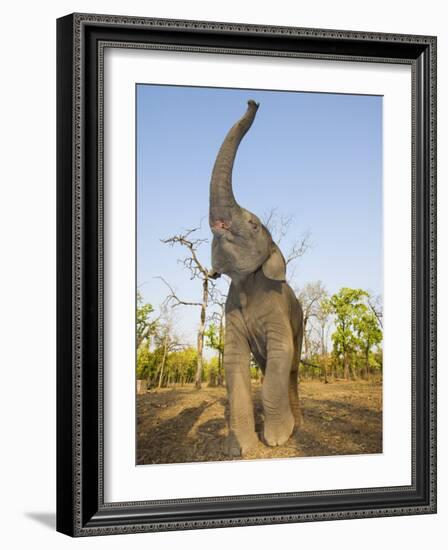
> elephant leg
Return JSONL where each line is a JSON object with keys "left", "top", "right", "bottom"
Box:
{"left": 223, "top": 312, "right": 258, "bottom": 457}
{"left": 262, "top": 328, "right": 295, "bottom": 446}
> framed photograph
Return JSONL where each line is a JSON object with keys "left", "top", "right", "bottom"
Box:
{"left": 56, "top": 13, "right": 437, "bottom": 536}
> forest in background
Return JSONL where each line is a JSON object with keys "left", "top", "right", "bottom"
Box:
{"left": 136, "top": 211, "right": 383, "bottom": 390}
{"left": 137, "top": 284, "right": 383, "bottom": 389}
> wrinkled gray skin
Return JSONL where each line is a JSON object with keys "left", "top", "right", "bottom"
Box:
{"left": 209, "top": 100, "right": 304, "bottom": 457}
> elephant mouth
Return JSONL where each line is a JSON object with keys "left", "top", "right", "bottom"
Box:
{"left": 211, "top": 219, "right": 232, "bottom": 237}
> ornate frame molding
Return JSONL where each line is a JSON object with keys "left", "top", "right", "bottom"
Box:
{"left": 57, "top": 13, "right": 437, "bottom": 537}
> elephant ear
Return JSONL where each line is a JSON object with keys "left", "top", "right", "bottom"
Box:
{"left": 262, "top": 243, "right": 286, "bottom": 282}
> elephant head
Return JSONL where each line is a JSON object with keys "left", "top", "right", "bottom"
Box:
{"left": 209, "top": 100, "right": 286, "bottom": 283}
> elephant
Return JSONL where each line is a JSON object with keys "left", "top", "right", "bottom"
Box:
{"left": 208, "top": 99, "right": 304, "bottom": 457}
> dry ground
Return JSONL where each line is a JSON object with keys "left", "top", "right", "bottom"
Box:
{"left": 136, "top": 380, "right": 382, "bottom": 465}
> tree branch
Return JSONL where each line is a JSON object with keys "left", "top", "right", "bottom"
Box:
{"left": 156, "top": 276, "right": 202, "bottom": 308}
{"left": 161, "top": 226, "right": 209, "bottom": 277}
{"left": 368, "top": 295, "right": 383, "bottom": 329}
{"left": 285, "top": 231, "right": 311, "bottom": 265}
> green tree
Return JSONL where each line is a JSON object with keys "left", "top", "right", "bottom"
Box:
{"left": 329, "top": 288, "right": 369, "bottom": 380}
{"left": 137, "top": 346, "right": 163, "bottom": 385}
{"left": 370, "top": 348, "right": 383, "bottom": 376}
{"left": 354, "top": 309, "right": 383, "bottom": 379}
{"left": 205, "top": 323, "right": 223, "bottom": 355}
{"left": 203, "top": 356, "right": 220, "bottom": 386}
{"left": 136, "top": 346, "right": 152, "bottom": 380}
{"left": 136, "top": 290, "right": 156, "bottom": 348}
{"left": 205, "top": 322, "right": 225, "bottom": 385}
{"left": 168, "top": 347, "right": 198, "bottom": 386}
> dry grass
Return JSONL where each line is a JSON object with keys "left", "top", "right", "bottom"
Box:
{"left": 136, "top": 380, "right": 382, "bottom": 465}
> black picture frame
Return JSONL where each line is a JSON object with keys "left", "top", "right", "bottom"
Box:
{"left": 56, "top": 13, "right": 437, "bottom": 537}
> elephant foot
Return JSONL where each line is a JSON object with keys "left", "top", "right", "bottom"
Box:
{"left": 224, "top": 431, "right": 259, "bottom": 458}
{"left": 263, "top": 412, "right": 295, "bottom": 447}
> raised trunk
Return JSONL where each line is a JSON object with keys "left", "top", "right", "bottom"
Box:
{"left": 209, "top": 100, "right": 259, "bottom": 220}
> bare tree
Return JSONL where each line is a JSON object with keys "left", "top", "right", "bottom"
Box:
{"left": 296, "top": 281, "right": 328, "bottom": 360}
{"left": 314, "top": 292, "right": 332, "bottom": 382}
{"left": 314, "top": 290, "right": 332, "bottom": 355}
{"left": 157, "top": 321, "right": 170, "bottom": 389}
{"left": 160, "top": 226, "right": 215, "bottom": 389}
{"left": 145, "top": 306, "right": 185, "bottom": 389}
{"left": 262, "top": 208, "right": 311, "bottom": 280}
{"left": 207, "top": 286, "right": 228, "bottom": 386}
{"left": 368, "top": 293, "right": 383, "bottom": 329}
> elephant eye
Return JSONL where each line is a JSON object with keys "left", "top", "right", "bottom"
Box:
{"left": 248, "top": 219, "right": 259, "bottom": 230}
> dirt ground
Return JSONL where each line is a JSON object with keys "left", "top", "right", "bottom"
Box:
{"left": 136, "top": 380, "right": 382, "bottom": 465}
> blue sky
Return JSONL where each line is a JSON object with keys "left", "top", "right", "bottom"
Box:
{"left": 137, "top": 84, "right": 382, "bottom": 346}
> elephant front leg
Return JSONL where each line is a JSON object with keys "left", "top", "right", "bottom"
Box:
{"left": 262, "top": 332, "right": 295, "bottom": 447}
{"left": 223, "top": 316, "right": 258, "bottom": 457}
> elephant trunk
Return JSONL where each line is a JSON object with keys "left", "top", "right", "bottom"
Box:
{"left": 209, "top": 100, "right": 259, "bottom": 222}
